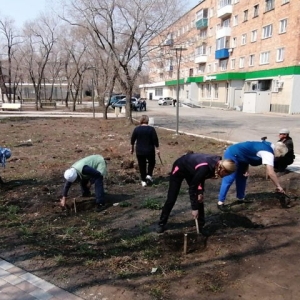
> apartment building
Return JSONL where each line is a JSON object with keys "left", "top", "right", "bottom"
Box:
{"left": 140, "top": 0, "right": 300, "bottom": 114}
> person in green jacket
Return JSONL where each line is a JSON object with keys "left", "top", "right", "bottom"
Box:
{"left": 60, "top": 155, "right": 107, "bottom": 211}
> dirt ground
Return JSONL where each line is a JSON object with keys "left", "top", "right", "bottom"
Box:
{"left": 0, "top": 116, "right": 300, "bottom": 300}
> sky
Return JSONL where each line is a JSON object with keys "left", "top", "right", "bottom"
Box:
{"left": 0, "top": 0, "right": 52, "bottom": 27}
{"left": 0, "top": 0, "right": 201, "bottom": 28}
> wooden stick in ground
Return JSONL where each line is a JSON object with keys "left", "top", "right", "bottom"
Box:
{"left": 183, "top": 233, "right": 188, "bottom": 255}
{"left": 73, "top": 198, "right": 77, "bottom": 214}
{"left": 195, "top": 218, "right": 200, "bottom": 234}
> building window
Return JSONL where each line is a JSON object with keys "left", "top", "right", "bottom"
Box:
{"left": 260, "top": 51, "right": 270, "bottom": 64}
{"left": 196, "top": 8, "right": 208, "bottom": 20}
{"left": 220, "top": 59, "right": 227, "bottom": 71}
{"left": 208, "top": 64, "right": 211, "bottom": 73}
{"left": 249, "top": 54, "right": 255, "bottom": 66}
{"left": 216, "top": 37, "right": 228, "bottom": 50}
{"left": 232, "top": 37, "right": 237, "bottom": 47}
{"left": 218, "top": 0, "right": 232, "bottom": 9}
{"left": 233, "top": 15, "right": 238, "bottom": 26}
{"left": 231, "top": 58, "right": 235, "bottom": 69}
{"left": 198, "top": 64, "right": 205, "bottom": 73}
{"left": 265, "top": 0, "right": 274, "bottom": 12}
{"left": 201, "top": 84, "right": 205, "bottom": 98}
{"left": 253, "top": 5, "right": 259, "bottom": 17}
{"left": 282, "top": 0, "right": 289, "bottom": 4}
{"left": 155, "top": 88, "right": 163, "bottom": 96}
{"left": 213, "top": 84, "right": 219, "bottom": 98}
{"left": 241, "top": 34, "right": 247, "bottom": 45}
{"left": 251, "top": 30, "right": 257, "bottom": 42}
{"left": 243, "top": 10, "right": 248, "bottom": 22}
{"left": 214, "top": 62, "right": 218, "bottom": 72}
{"left": 279, "top": 19, "right": 287, "bottom": 34}
{"left": 276, "top": 48, "right": 285, "bottom": 62}
{"left": 239, "top": 57, "right": 245, "bottom": 68}
{"left": 196, "top": 45, "right": 206, "bottom": 55}
{"left": 262, "top": 24, "right": 272, "bottom": 39}
{"left": 206, "top": 84, "right": 211, "bottom": 98}
{"left": 222, "top": 18, "right": 230, "bottom": 27}
{"left": 200, "top": 29, "right": 207, "bottom": 38}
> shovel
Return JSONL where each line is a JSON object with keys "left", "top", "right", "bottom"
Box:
{"left": 157, "top": 152, "right": 163, "bottom": 165}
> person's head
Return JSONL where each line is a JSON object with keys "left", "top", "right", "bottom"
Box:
{"left": 64, "top": 167, "right": 78, "bottom": 182}
{"left": 273, "top": 141, "right": 288, "bottom": 157}
{"left": 279, "top": 128, "right": 290, "bottom": 138}
{"left": 215, "top": 159, "right": 236, "bottom": 178}
{"left": 140, "top": 115, "right": 149, "bottom": 125}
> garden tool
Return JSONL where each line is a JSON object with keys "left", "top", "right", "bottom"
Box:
{"left": 157, "top": 152, "right": 163, "bottom": 165}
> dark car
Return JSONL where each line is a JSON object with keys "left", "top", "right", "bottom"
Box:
{"left": 111, "top": 98, "right": 138, "bottom": 110}
{"left": 107, "top": 95, "right": 126, "bottom": 107}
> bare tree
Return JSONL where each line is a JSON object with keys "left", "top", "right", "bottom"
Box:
{"left": 21, "top": 14, "right": 59, "bottom": 110}
{"left": 0, "top": 17, "right": 22, "bottom": 102}
{"left": 62, "top": 0, "right": 182, "bottom": 120}
{"left": 59, "top": 26, "right": 91, "bottom": 111}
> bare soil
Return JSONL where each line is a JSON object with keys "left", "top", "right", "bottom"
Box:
{"left": 0, "top": 116, "right": 299, "bottom": 300}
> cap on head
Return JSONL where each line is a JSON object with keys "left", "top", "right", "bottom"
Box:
{"left": 279, "top": 128, "right": 289, "bottom": 134}
{"left": 221, "top": 159, "right": 236, "bottom": 173}
{"left": 64, "top": 167, "right": 77, "bottom": 182}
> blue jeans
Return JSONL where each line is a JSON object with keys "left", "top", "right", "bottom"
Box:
{"left": 82, "top": 165, "right": 104, "bottom": 205}
{"left": 218, "top": 149, "right": 248, "bottom": 203}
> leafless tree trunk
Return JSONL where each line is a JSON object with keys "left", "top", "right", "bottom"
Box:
{"left": 62, "top": 0, "right": 182, "bottom": 121}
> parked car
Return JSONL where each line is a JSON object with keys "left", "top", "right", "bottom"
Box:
{"left": 158, "top": 97, "right": 174, "bottom": 106}
{"left": 111, "top": 98, "right": 138, "bottom": 110}
{"left": 107, "top": 94, "right": 126, "bottom": 107}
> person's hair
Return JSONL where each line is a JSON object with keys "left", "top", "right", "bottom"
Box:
{"left": 220, "top": 159, "right": 236, "bottom": 173}
{"left": 274, "top": 142, "right": 288, "bottom": 157}
{"left": 140, "top": 115, "right": 149, "bottom": 124}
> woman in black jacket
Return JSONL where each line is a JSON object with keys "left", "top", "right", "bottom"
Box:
{"left": 157, "top": 153, "right": 236, "bottom": 235}
{"left": 130, "top": 115, "right": 160, "bottom": 187}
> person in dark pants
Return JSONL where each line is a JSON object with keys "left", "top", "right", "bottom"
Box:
{"left": 130, "top": 115, "right": 159, "bottom": 187}
{"left": 274, "top": 129, "right": 295, "bottom": 173}
{"left": 156, "top": 153, "right": 236, "bottom": 235}
{"left": 60, "top": 154, "right": 107, "bottom": 212}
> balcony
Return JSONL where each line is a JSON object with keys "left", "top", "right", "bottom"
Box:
{"left": 217, "top": 4, "right": 233, "bottom": 18}
{"left": 215, "top": 48, "right": 229, "bottom": 59}
{"left": 216, "top": 27, "right": 232, "bottom": 39}
{"left": 195, "top": 55, "right": 207, "bottom": 64}
{"left": 195, "top": 18, "right": 208, "bottom": 29}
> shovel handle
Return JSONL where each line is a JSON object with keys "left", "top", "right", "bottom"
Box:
{"left": 195, "top": 218, "right": 200, "bottom": 234}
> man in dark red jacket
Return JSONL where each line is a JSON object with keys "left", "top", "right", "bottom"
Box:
{"left": 157, "top": 153, "right": 236, "bottom": 235}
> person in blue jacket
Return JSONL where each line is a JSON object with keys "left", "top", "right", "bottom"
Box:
{"left": 217, "top": 141, "right": 288, "bottom": 211}
{"left": 0, "top": 147, "right": 11, "bottom": 184}
{"left": 156, "top": 153, "right": 236, "bottom": 235}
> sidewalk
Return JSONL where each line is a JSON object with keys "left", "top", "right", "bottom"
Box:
{"left": 0, "top": 259, "right": 83, "bottom": 300}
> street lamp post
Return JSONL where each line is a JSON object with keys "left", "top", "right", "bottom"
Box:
{"left": 173, "top": 46, "right": 187, "bottom": 135}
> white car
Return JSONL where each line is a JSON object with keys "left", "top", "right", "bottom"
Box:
{"left": 158, "top": 97, "right": 174, "bottom": 105}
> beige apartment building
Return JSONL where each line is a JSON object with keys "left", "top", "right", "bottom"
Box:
{"left": 140, "top": 0, "right": 300, "bottom": 114}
